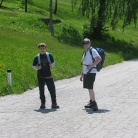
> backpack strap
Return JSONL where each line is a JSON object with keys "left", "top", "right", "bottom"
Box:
{"left": 89, "top": 47, "right": 95, "bottom": 63}
{"left": 46, "top": 52, "right": 51, "bottom": 63}
{"left": 37, "top": 54, "right": 41, "bottom": 65}
{"left": 89, "top": 47, "right": 96, "bottom": 69}
{"left": 37, "top": 52, "right": 51, "bottom": 65}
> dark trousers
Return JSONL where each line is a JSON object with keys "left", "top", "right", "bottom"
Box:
{"left": 38, "top": 77, "right": 57, "bottom": 105}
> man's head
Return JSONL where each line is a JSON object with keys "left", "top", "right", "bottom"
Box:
{"left": 38, "top": 43, "right": 46, "bottom": 48}
{"left": 38, "top": 43, "right": 46, "bottom": 54}
{"left": 83, "top": 38, "right": 91, "bottom": 50}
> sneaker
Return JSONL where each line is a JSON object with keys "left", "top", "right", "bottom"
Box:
{"left": 51, "top": 103, "right": 60, "bottom": 109}
{"left": 92, "top": 101, "right": 98, "bottom": 111}
{"left": 40, "top": 104, "right": 46, "bottom": 109}
{"left": 84, "top": 100, "right": 93, "bottom": 108}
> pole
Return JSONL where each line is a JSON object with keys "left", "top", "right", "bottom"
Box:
{"left": 49, "top": 0, "right": 54, "bottom": 35}
{"left": 7, "top": 69, "right": 12, "bottom": 87}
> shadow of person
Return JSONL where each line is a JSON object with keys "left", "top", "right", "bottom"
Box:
{"left": 34, "top": 108, "right": 57, "bottom": 114}
{"left": 84, "top": 108, "right": 110, "bottom": 114}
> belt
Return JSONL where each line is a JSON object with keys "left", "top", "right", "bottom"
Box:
{"left": 83, "top": 64, "right": 96, "bottom": 68}
{"left": 83, "top": 64, "right": 89, "bottom": 66}
{"left": 38, "top": 76, "right": 52, "bottom": 79}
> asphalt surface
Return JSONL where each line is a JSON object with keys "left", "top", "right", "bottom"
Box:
{"left": 0, "top": 59, "right": 138, "bottom": 138}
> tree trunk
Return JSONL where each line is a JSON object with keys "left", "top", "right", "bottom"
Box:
{"left": 93, "top": 0, "right": 106, "bottom": 39}
{"left": 49, "top": 0, "right": 54, "bottom": 35}
{"left": 0, "top": 0, "right": 3, "bottom": 8}
{"left": 25, "top": 0, "right": 27, "bottom": 12}
{"left": 54, "top": 0, "right": 58, "bottom": 14}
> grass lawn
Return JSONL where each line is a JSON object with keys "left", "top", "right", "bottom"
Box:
{"left": 0, "top": 0, "right": 138, "bottom": 96}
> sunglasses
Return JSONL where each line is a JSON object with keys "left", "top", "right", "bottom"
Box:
{"left": 83, "top": 42, "right": 89, "bottom": 44}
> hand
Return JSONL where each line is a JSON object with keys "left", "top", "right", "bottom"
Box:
{"left": 87, "top": 65, "right": 92, "bottom": 70}
{"left": 80, "top": 75, "right": 83, "bottom": 81}
{"left": 38, "top": 66, "right": 42, "bottom": 70}
{"left": 49, "top": 64, "right": 52, "bottom": 68}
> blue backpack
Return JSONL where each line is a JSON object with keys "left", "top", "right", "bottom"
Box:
{"left": 89, "top": 47, "right": 105, "bottom": 72}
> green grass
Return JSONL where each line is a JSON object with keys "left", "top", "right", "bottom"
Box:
{"left": 0, "top": 0, "right": 138, "bottom": 96}
{"left": 0, "top": 29, "right": 83, "bottom": 95}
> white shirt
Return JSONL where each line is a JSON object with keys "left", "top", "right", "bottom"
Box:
{"left": 82, "top": 47, "right": 100, "bottom": 74}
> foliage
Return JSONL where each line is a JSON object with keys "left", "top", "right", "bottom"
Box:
{"left": 79, "top": 0, "right": 138, "bottom": 39}
{"left": 71, "top": 0, "right": 79, "bottom": 12}
{"left": 58, "top": 24, "right": 82, "bottom": 46}
{"left": 0, "top": 0, "right": 3, "bottom": 7}
{"left": 21, "top": 0, "right": 33, "bottom": 5}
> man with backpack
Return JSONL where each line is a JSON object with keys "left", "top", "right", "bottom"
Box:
{"left": 32, "top": 43, "right": 59, "bottom": 109}
{"left": 80, "top": 38, "right": 102, "bottom": 111}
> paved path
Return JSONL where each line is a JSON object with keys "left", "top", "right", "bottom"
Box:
{"left": 0, "top": 59, "right": 138, "bottom": 138}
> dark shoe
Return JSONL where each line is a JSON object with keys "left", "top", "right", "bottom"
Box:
{"left": 84, "top": 100, "right": 93, "bottom": 108}
{"left": 51, "top": 103, "right": 60, "bottom": 109}
{"left": 92, "top": 101, "right": 98, "bottom": 111}
{"left": 40, "top": 104, "right": 46, "bottom": 109}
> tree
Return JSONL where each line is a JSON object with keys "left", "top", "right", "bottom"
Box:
{"left": 54, "top": 0, "right": 58, "bottom": 14}
{"left": 49, "top": 0, "right": 54, "bottom": 35}
{"left": 25, "top": 0, "right": 27, "bottom": 12}
{"left": 79, "top": 0, "right": 138, "bottom": 39}
{"left": 71, "top": 0, "right": 79, "bottom": 12}
{"left": 0, "top": 0, "right": 4, "bottom": 8}
{"left": 21, "top": 0, "right": 28, "bottom": 12}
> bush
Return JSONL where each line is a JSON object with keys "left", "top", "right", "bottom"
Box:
{"left": 58, "top": 24, "right": 82, "bottom": 46}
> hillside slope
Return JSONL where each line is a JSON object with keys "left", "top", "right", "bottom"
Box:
{"left": 0, "top": 0, "right": 138, "bottom": 95}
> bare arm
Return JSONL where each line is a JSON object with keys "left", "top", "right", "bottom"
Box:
{"left": 87, "top": 56, "right": 102, "bottom": 70}
{"left": 80, "top": 66, "right": 84, "bottom": 81}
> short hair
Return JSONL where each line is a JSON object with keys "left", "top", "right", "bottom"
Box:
{"left": 38, "top": 43, "right": 46, "bottom": 48}
{"left": 83, "top": 38, "right": 91, "bottom": 43}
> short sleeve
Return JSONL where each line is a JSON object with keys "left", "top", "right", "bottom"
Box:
{"left": 92, "top": 49, "right": 100, "bottom": 58}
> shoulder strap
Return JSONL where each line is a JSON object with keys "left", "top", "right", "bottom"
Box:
{"left": 37, "top": 54, "right": 40, "bottom": 64}
{"left": 82, "top": 50, "right": 86, "bottom": 57}
{"left": 46, "top": 52, "right": 51, "bottom": 63}
{"left": 89, "top": 47, "right": 95, "bottom": 62}
{"left": 37, "top": 52, "right": 51, "bottom": 64}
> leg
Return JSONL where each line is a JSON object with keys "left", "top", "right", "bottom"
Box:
{"left": 83, "top": 73, "right": 96, "bottom": 100}
{"left": 88, "top": 89, "right": 95, "bottom": 101}
{"left": 85, "top": 89, "right": 96, "bottom": 108}
{"left": 45, "top": 78, "right": 59, "bottom": 108}
{"left": 84, "top": 73, "right": 98, "bottom": 110}
{"left": 38, "top": 77, "right": 46, "bottom": 108}
{"left": 88, "top": 89, "right": 98, "bottom": 111}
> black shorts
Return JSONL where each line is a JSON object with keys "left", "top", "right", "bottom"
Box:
{"left": 83, "top": 73, "right": 96, "bottom": 89}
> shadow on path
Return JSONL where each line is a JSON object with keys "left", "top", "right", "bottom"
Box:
{"left": 34, "top": 108, "right": 57, "bottom": 114}
{"left": 84, "top": 108, "right": 110, "bottom": 114}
